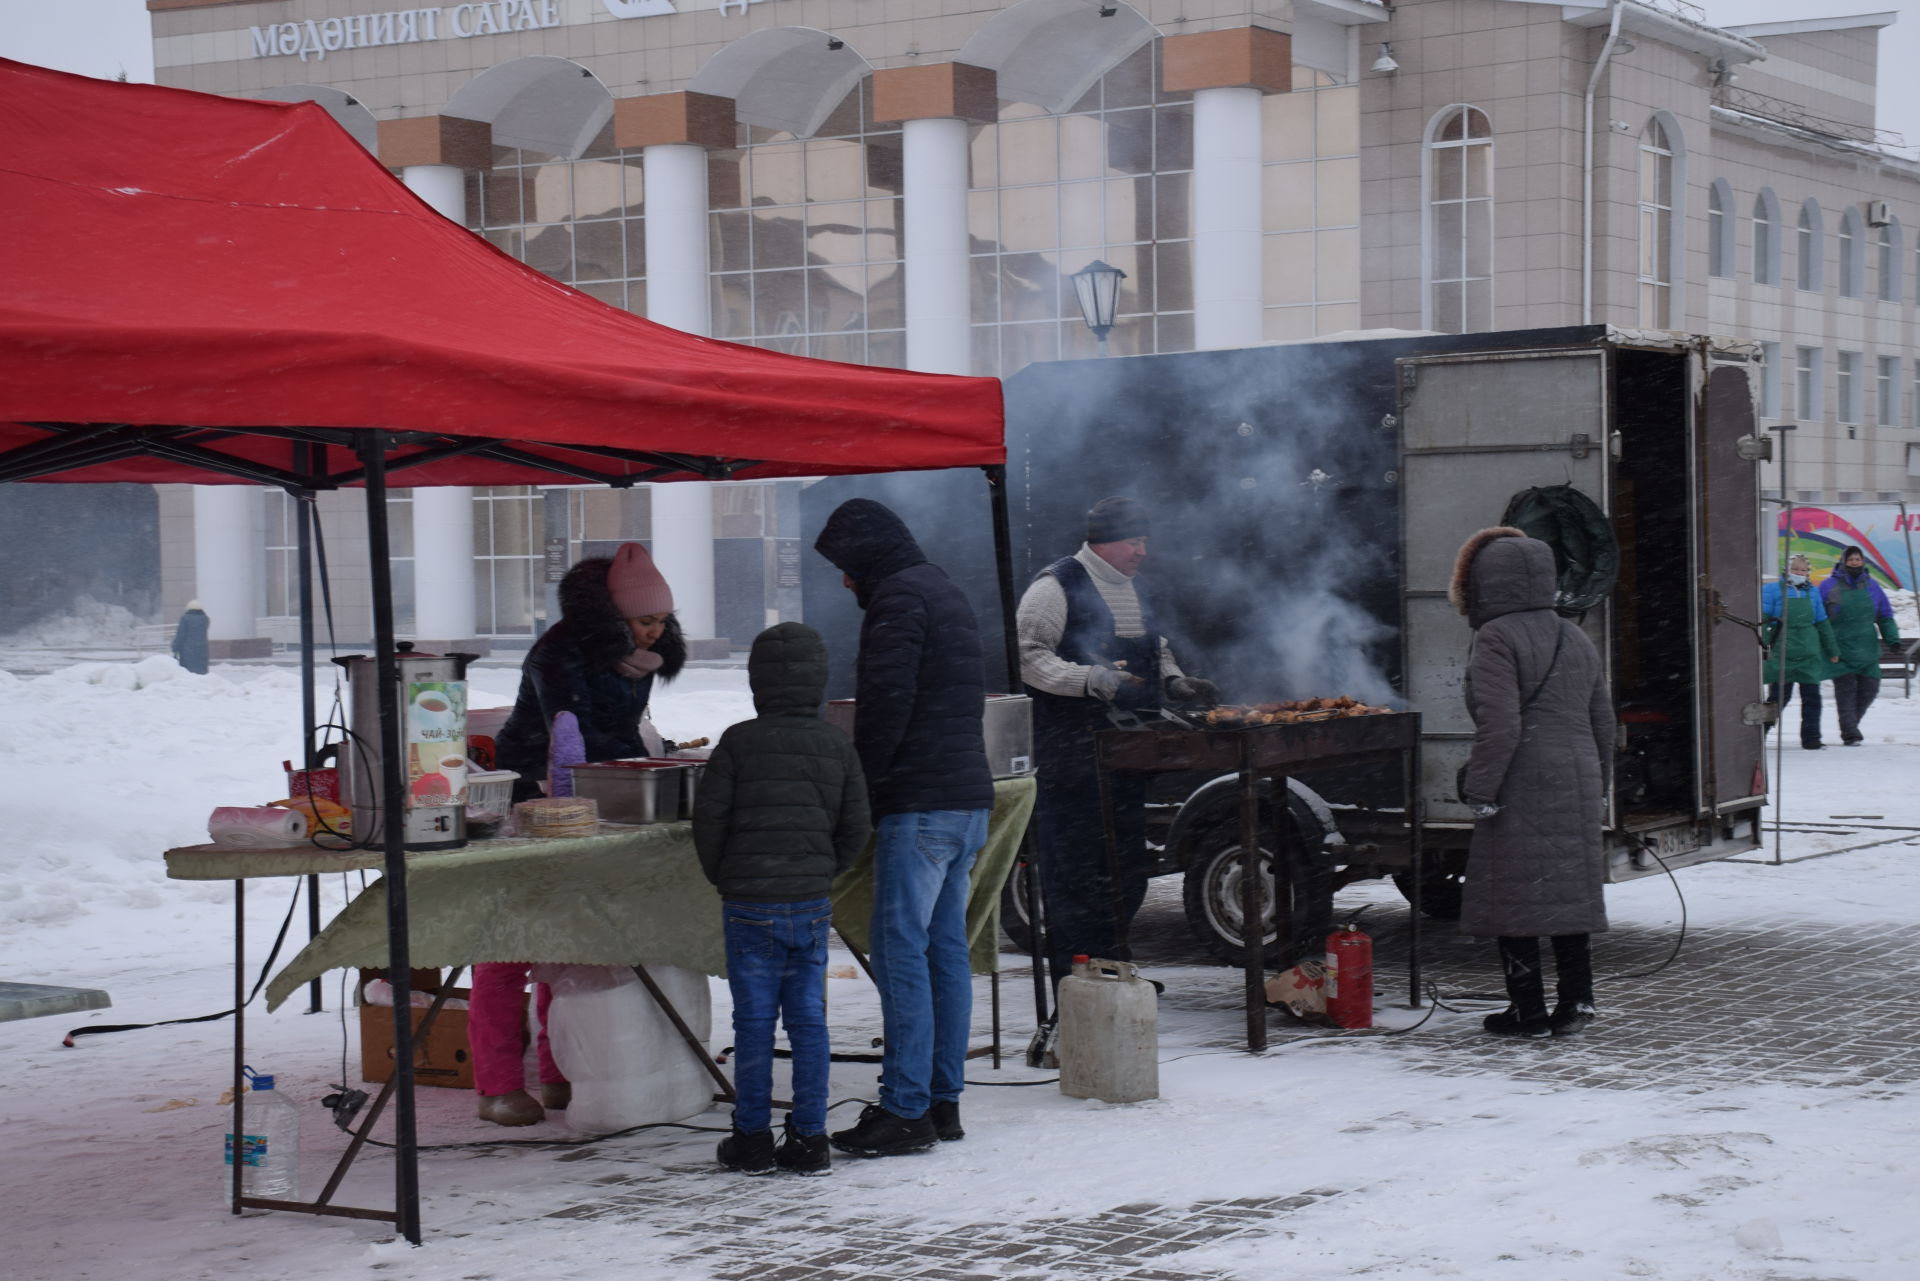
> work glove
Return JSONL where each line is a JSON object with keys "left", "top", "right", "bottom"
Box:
{"left": 1469, "top": 802, "right": 1501, "bottom": 820}
{"left": 1085, "top": 664, "right": 1145, "bottom": 704}
{"left": 1166, "top": 676, "right": 1220, "bottom": 706}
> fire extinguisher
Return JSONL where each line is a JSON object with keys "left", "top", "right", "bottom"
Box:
{"left": 1324, "top": 909, "right": 1373, "bottom": 1029}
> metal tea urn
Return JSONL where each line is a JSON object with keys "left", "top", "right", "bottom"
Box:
{"left": 333, "top": 643, "right": 478, "bottom": 850}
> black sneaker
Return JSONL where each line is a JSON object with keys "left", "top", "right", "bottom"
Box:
{"left": 829, "top": 1103, "right": 938, "bottom": 1157}
{"left": 930, "top": 1099, "right": 964, "bottom": 1142}
{"left": 1803, "top": 741, "right": 1824, "bottom": 751}
{"left": 775, "top": 1117, "right": 832, "bottom": 1176}
{"left": 717, "top": 1126, "right": 776, "bottom": 1175}
{"left": 1843, "top": 737, "right": 1864, "bottom": 746}
{"left": 1483, "top": 1007, "right": 1552, "bottom": 1039}
{"left": 1550, "top": 1000, "right": 1597, "bottom": 1038}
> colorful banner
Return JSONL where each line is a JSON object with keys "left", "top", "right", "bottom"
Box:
{"left": 1774, "top": 504, "right": 1919, "bottom": 589}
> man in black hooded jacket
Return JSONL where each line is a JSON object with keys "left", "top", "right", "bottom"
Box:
{"left": 814, "top": 498, "right": 994, "bottom": 1157}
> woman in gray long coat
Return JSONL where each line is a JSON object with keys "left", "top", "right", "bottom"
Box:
{"left": 1451, "top": 527, "right": 1612, "bottom": 1039}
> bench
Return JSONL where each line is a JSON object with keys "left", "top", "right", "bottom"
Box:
{"left": 1883, "top": 638, "right": 1920, "bottom": 698}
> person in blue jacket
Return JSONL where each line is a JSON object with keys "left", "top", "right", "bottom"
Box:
{"left": 1761, "top": 554, "right": 1840, "bottom": 750}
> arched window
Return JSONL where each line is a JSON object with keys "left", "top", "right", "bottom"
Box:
{"left": 1838, "top": 206, "right": 1865, "bottom": 297}
{"left": 1637, "top": 119, "right": 1675, "bottom": 325}
{"left": 1754, "top": 189, "right": 1780, "bottom": 284}
{"left": 1879, "top": 217, "right": 1903, "bottom": 302}
{"left": 1707, "top": 179, "right": 1734, "bottom": 278}
{"left": 1424, "top": 105, "right": 1493, "bottom": 333}
{"left": 1797, "top": 200, "right": 1824, "bottom": 292}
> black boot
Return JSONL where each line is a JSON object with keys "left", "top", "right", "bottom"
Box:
{"left": 1484, "top": 1007, "right": 1553, "bottom": 1038}
{"left": 829, "top": 1103, "right": 937, "bottom": 1157}
{"left": 1490, "top": 937, "right": 1551, "bottom": 1039}
{"left": 930, "top": 1099, "right": 964, "bottom": 1142}
{"left": 775, "top": 1116, "right": 832, "bottom": 1176}
{"left": 1548, "top": 934, "right": 1595, "bottom": 1036}
{"left": 717, "top": 1126, "right": 776, "bottom": 1175}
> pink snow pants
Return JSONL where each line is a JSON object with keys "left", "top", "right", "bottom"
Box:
{"left": 468, "top": 963, "right": 567, "bottom": 1097}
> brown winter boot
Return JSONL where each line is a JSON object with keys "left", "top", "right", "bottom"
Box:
{"left": 539, "top": 1082, "right": 572, "bottom": 1112}
{"left": 476, "top": 1089, "right": 545, "bottom": 1126}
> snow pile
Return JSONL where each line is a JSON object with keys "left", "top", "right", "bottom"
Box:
{"left": 1888, "top": 588, "right": 1917, "bottom": 636}
{"left": 0, "top": 597, "right": 155, "bottom": 649}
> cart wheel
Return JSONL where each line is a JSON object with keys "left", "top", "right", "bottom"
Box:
{"left": 999, "top": 858, "right": 1041, "bottom": 956}
{"left": 1392, "top": 857, "right": 1466, "bottom": 920}
{"left": 1181, "top": 841, "right": 1291, "bottom": 966}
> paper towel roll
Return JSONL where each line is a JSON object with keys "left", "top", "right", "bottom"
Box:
{"left": 208, "top": 806, "right": 308, "bottom": 847}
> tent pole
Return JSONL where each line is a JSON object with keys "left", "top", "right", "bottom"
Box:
{"left": 296, "top": 443, "right": 323, "bottom": 1015}
{"left": 984, "top": 465, "right": 1051, "bottom": 1028}
{"left": 359, "top": 431, "right": 422, "bottom": 1245}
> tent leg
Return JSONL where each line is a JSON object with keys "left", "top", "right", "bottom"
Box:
{"left": 295, "top": 444, "right": 322, "bottom": 1015}
{"left": 983, "top": 465, "right": 1050, "bottom": 1028}
{"left": 359, "top": 431, "right": 422, "bottom": 1246}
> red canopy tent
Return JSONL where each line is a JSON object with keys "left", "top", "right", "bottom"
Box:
{"left": 0, "top": 59, "right": 1016, "bottom": 1242}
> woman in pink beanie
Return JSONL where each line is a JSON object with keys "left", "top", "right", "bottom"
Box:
{"left": 478, "top": 543, "right": 684, "bottom": 1125}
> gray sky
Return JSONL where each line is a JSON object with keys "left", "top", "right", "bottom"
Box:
{"left": 0, "top": 0, "right": 1915, "bottom": 140}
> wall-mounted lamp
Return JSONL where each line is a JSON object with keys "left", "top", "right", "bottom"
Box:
{"left": 1097, "top": 3, "right": 1118, "bottom": 15}
{"left": 826, "top": 37, "right": 845, "bottom": 50}
{"left": 1370, "top": 43, "right": 1399, "bottom": 74}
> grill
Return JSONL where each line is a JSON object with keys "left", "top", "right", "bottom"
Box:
{"left": 1094, "top": 710, "right": 1425, "bottom": 1051}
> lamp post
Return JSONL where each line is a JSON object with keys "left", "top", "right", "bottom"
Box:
{"left": 1069, "top": 258, "right": 1127, "bottom": 357}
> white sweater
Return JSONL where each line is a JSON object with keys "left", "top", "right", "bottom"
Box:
{"left": 1016, "top": 543, "right": 1185, "bottom": 698}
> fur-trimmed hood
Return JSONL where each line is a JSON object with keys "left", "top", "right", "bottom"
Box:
{"left": 557, "top": 556, "right": 686, "bottom": 680}
{"left": 1451, "top": 526, "right": 1555, "bottom": 629}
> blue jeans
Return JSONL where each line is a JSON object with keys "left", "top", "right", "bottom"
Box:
{"left": 869, "top": 808, "right": 990, "bottom": 1119}
{"left": 723, "top": 896, "right": 832, "bottom": 1135}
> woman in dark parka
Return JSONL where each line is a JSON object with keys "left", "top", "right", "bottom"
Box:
{"left": 1452, "top": 527, "right": 1612, "bottom": 1039}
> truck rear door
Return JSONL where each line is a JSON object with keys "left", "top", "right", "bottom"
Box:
{"left": 1699, "top": 356, "right": 1767, "bottom": 813}
{"left": 1396, "top": 348, "right": 1611, "bottom": 825}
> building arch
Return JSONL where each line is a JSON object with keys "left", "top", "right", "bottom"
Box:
{"left": 691, "top": 27, "right": 870, "bottom": 139}
{"left": 958, "top": 0, "right": 1156, "bottom": 116}
{"left": 1838, "top": 204, "right": 1865, "bottom": 297}
{"left": 1753, "top": 187, "right": 1781, "bottom": 285}
{"left": 1706, "top": 177, "right": 1733, "bottom": 278}
{"left": 1797, "top": 198, "right": 1824, "bottom": 292}
{"left": 1637, "top": 112, "right": 1684, "bottom": 326}
{"left": 445, "top": 56, "right": 613, "bottom": 158}
{"left": 246, "top": 84, "right": 378, "bottom": 153}
{"left": 1878, "top": 214, "right": 1903, "bottom": 302}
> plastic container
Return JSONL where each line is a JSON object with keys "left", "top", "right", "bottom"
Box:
{"left": 464, "top": 769, "right": 519, "bottom": 839}
{"left": 223, "top": 1066, "right": 300, "bottom": 1206}
{"left": 1057, "top": 956, "right": 1159, "bottom": 1104}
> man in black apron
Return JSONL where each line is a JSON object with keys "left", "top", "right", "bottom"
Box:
{"left": 1017, "top": 497, "right": 1215, "bottom": 987}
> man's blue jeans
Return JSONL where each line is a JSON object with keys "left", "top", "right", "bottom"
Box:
{"left": 723, "top": 896, "right": 832, "bottom": 1135}
{"left": 869, "top": 808, "right": 990, "bottom": 1119}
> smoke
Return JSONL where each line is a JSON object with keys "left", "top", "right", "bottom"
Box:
{"left": 799, "top": 336, "right": 1413, "bottom": 708}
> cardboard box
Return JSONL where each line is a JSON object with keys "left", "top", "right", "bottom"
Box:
{"left": 358, "top": 968, "right": 474, "bottom": 1090}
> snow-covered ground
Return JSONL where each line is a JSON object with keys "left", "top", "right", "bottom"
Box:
{"left": 1, "top": 653, "right": 1916, "bottom": 1281}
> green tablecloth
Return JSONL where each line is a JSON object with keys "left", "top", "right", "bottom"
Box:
{"left": 248, "top": 777, "right": 1034, "bottom": 1012}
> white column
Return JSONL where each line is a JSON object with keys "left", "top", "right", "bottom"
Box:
{"left": 192, "top": 486, "right": 261, "bottom": 642}
{"left": 642, "top": 142, "right": 718, "bottom": 640}
{"left": 902, "top": 115, "right": 973, "bottom": 375}
{"left": 401, "top": 165, "right": 479, "bottom": 642}
{"left": 1190, "top": 86, "right": 1266, "bottom": 351}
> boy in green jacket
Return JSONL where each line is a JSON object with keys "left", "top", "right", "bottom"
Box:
{"left": 1762, "top": 554, "right": 1840, "bottom": 750}
{"left": 1819, "top": 545, "right": 1904, "bottom": 745}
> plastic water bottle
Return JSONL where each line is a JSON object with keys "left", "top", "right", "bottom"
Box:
{"left": 223, "top": 1066, "right": 300, "bottom": 1206}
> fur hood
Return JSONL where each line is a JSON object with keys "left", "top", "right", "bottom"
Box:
{"left": 557, "top": 556, "right": 686, "bottom": 680}
{"left": 1449, "top": 526, "right": 1528, "bottom": 616}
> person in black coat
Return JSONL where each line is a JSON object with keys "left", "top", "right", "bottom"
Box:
{"left": 171, "top": 600, "right": 210, "bottom": 674}
{"left": 477, "top": 543, "right": 684, "bottom": 1126}
{"left": 694, "top": 622, "right": 870, "bottom": 1174}
{"left": 813, "top": 498, "right": 994, "bottom": 1157}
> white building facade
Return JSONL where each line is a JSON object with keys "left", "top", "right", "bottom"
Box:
{"left": 144, "top": 0, "right": 1920, "bottom": 652}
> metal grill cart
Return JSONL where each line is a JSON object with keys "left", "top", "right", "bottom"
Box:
{"left": 1095, "top": 713, "right": 1423, "bottom": 1051}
